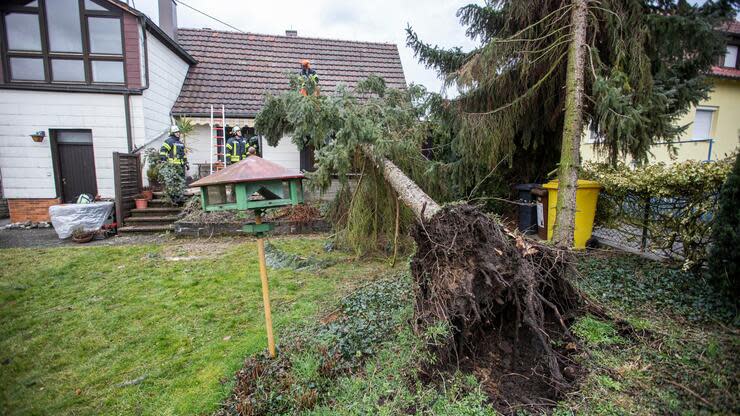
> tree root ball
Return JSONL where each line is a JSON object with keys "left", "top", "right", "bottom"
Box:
{"left": 411, "top": 204, "right": 584, "bottom": 398}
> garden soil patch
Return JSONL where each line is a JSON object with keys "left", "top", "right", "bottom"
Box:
{"left": 411, "top": 204, "right": 585, "bottom": 412}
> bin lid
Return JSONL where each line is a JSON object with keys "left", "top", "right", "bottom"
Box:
{"left": 514, "top": 183, "right": 541, "bottom": 191}
{"left": 542, "top": 179, "right": 602, "bottom": 190}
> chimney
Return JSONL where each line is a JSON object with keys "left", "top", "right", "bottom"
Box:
{"left": 158, "top": 0, "right": 178, "bottom": 41}
{"left": 285, "top": 29, "right": 298, "bottom": 37}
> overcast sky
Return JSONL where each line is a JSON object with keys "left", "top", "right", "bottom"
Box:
{"left": 133, "top": 0, "right": 480, "bottom": 95}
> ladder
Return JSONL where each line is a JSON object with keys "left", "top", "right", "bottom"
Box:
{"left": 210, "top": 104, "right": 226, "bottom": 173}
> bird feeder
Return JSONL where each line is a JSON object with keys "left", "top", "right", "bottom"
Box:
{"left": 190, "top": 154, "right": 305, "bottom": 358}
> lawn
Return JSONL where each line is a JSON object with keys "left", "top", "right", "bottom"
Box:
{"left": 3, "top": 235, "right": 737, "bottom": 416}
{"left": 0, "top": 235, "right": 391, "bottom": 415}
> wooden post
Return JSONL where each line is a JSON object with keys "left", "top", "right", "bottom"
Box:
{"left": 255, "top": 214, "right": 276, "bottom": 358}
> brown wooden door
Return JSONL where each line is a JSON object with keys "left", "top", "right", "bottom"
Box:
{"left": 54, "top": 130, "right": 97, "bottom": 202}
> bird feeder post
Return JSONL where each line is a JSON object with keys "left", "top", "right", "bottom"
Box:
{"left": 189, "top": 156, "right": 305, "bottom": 359}
{"left": 253, "top": 210, "right": 276, "bottom": 358}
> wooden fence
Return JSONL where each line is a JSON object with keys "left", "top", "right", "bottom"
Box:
{"left": 113, "top": 152, "right": 142, "bottom": 227}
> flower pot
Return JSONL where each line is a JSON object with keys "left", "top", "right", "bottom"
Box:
{"left": 72, "top": 231, "right": 95, "bottom": 244}
{"left": 31, "top": 136, "right": 45, "bottom": 143}
{"left": 135, "top": 198, "right": 148, "bottom": 209}
{"left": 141, "top": 190, "right": 154, "bottom": 200}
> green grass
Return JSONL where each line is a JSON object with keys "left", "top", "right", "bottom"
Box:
{"left": 0, "top": 236, "right": 390, "bottom": 415}
{"left": 3, "top": 238, "right": 737, "bottom": 416}
{"left": 563, "top": 252, "right": 740, "bottom": 415}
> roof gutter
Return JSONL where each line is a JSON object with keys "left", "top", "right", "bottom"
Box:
{"left": 171, "top": 112, "right": 258, "bottom": 118}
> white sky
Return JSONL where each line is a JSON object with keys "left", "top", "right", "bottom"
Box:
{"left": 132, "top": 0, "right": 480, "bottom": 95}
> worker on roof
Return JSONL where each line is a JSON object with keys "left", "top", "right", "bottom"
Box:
{"left": 225, "top": 126, "right": 248, "bottom": 165}
{"left": 160, "top": 125, "right": 188, "bottom": 171}
{"left": 299, "top": 59, "right": 319, "bottom": 96}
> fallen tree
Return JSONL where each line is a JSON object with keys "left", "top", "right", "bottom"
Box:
{"left": 361, "top": 143, "right": 580, "bottom": 390}
{"left": 255, "top": 78, "right": 584, "bottom": 407}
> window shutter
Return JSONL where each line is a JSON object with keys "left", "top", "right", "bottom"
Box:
{"left": 692, "top": 109, "right": 714, "bottom": 140}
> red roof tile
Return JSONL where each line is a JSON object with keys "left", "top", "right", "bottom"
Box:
{"left": 719, "top": 20, "right": 740, "bottom": 35}
{"left": 172, "top": 29, "right": 407, "bottom": 117}
{"left": 710, "top": 66, "right": 740, "bottom": 79}
{"left": 190, "top": 156, "right": 304, "bottom": 187}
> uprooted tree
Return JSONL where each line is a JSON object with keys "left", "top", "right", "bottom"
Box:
{"left": 255, "top": 77, "right": 585, "bottom": 401}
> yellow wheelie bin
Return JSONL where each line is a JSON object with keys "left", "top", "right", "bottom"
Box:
{"left": 542, "top": 179, "right": 601, "bottom": 249}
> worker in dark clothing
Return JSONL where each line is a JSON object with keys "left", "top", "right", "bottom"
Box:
{"left": 299, "top": 59, "right": 319, "bottom": 96}
{"left": 247, "top": 135, "right": 261, "bottom": 157}
{"left": 160, "top": 125, "right": 188, "bottom": 171}
{"left": 225, "top": 126, "right": 248, "bottom": 165}
{"left": 160, "top": 124, "right": 188, "bottom": 186}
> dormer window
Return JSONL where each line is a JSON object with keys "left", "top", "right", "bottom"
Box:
{"left": 1, "top": 0, "right": 125, "bottom": 85}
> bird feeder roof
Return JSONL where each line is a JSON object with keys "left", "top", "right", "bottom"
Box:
{"left": 189, "top": 156, "right": 304, "bottom": 188}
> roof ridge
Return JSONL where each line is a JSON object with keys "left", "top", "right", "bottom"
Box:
{"left": 176, "top": 27, "right": 399, "bottom": 47}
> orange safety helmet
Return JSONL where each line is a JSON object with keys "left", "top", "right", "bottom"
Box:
{"left": 300, "top": 59, "right": 310, "bottom": 68}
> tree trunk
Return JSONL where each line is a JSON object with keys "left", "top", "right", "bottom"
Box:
{"left": 360, "top": 144, "right": 441, "bottom": 221}
{"left": 553, "top": 0, "right": 588, "bottom": 248}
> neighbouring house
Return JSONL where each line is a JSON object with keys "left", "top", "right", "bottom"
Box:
{"left": 582, "top": 20, "right": 740, "bottom": 164}
{"left": 169, "top": 27, "right": 407, "bottom": 196}
{"left": 0, "top": 0, "right": 194, "bottom": 222}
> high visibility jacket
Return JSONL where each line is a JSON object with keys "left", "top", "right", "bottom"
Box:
{"left": 225, "top": 136, "right": 247, "bottom": 164}
{"left": 159, "top": 135, "right": 187, "bottom": 165}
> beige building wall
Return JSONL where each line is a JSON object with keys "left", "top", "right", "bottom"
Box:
{"left": 582, "top": 77, "right": 740, "bottom": 164}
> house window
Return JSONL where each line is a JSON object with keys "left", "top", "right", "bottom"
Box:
{"left": 692, "top": 108, "right": 715, "bottom": 140}
{"left": 300, "top": 144, "right": 317, "bottom": 172}
{"left": 723, "top": 45, "right": 738, "bottom": 68}
{"left": 9, "top": 56, "right": 44, "bottom": 80}
{"left": 5, "top": 12, "right": 41, "bottom": 51}
{"left": 583, "top": 122, "right": 601, "bottom": 144}
{"left": 46, "top": 0, "right": 82, "bottom": 53}
{"left": 1, "top": 0, "right": 125, "bottom": 85}
{"left": 87, "top": 17, "right": 122, "bottom": 54}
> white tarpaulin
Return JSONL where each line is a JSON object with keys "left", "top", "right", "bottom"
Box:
{"left": 49, "top": 202, "right": 114, "bottom": 239}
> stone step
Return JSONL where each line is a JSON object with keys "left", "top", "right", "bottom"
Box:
{"left": 152, "top": 190, "right": 197, "bottom": 197}
{"left": 147, "top": 199, "right": 175, "bottom": 208}
{"left": 124, "top": 215, "right": 180, "bottom": 227}
{"left": 130, "top": 207, "right": 182, "bottom": 217}
{"left": 118, "top": 224, "right": 175, "bottom": 234}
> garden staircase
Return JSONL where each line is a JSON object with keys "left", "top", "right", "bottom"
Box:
{"left": 118, "top": 192, "right": 185, "bottom": 234}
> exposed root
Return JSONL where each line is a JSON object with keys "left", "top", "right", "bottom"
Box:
{"left": 411, "top": 204, "right": 584, "bottom": 407}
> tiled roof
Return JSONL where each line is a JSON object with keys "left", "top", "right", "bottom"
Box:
{"left": 719, "top": 20, "right": 740, "bottom": 35}
{"left": 172, "top": 29, "right": 406, "bottom": 117}
{"left": 710, "top": 66, "right": 740, "bottom": 79}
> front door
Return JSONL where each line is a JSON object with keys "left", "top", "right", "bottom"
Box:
{"left": 53, "top": 130, "right": 97, "bottom": 202}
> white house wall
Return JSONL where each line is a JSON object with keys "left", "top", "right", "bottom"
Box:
{"left": 0, "top": 90, "right": 129, "bottom": 199}
{"left": 262, "top": 136, "right": 301, "bottom": 170}
{"left": 140, "top": 32, "right": 190, "bottom": 147}
{"left": 185, "top": 124, "right": 215, "bottom": 174}
{"left": 184, "top": 127, "right": 302, "bottom": 176}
